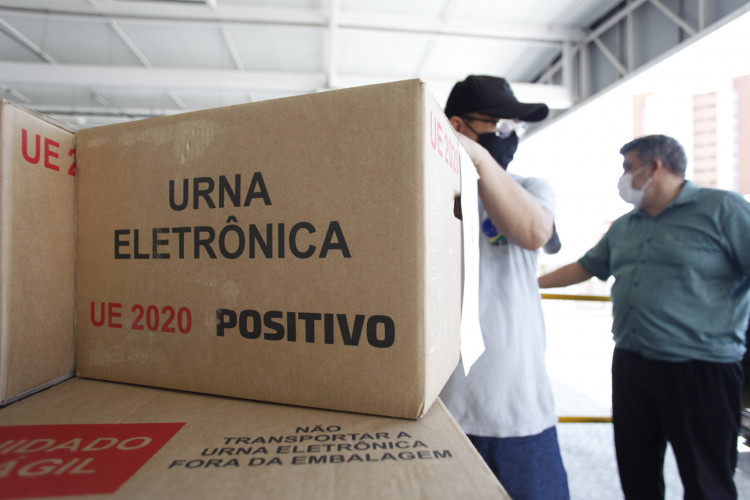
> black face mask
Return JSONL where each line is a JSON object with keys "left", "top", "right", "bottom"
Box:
{"left": 477, "top": 131, "right": 519, "bottom": 170}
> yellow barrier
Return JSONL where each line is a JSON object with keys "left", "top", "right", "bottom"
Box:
{"left": 558, "top": 416, "right": 613, "bottom": 423}
{"left": 541, "top": 293, "right": 610, "bottom": 302}
{"left": 543, "top": 293, "right": 613, "bottom": 425}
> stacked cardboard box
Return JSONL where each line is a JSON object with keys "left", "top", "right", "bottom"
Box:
{"left": 75, "top": 79, "right": 464, "bottom": 420}
{"left": 0, "top": 100, "right": 76, "bottom": 406}
{"left": 0, "top": 82, "right": 507, "bottom": 497}
{"left": 0, "top": 378, "right": 509, "bottom": 499}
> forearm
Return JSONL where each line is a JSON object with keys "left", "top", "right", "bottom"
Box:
{"left": 538, "top": 262, "right": 592, "bottom": 289}
{"left": 473, "top": 150, "right": 553, "bottom": 250}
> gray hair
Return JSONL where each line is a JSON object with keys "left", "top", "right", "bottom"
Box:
{"left": 619, "top": 135, "right": 687, "bottom": 176}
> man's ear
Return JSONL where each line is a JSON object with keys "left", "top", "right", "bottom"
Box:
{"left": 651, "top": 157, "right": 666, "bottom": 178}
{"left": 448, "top": 115, "right": 463, "bottom": 132}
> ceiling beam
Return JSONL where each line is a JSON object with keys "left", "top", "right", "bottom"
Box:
{"left": 0, "top": 61, "right": 327, "bottom": 92}
{"left": 0, "top": 16, "right": 56, "bottom": 63}
{"left": 649, "top": 0, "right": 697, "bottom": 36}
{"left": 0, "top": 3, "right": 584, "bottom": 45}
{"left": 536, "top": 0, "right": 750, "bottom": 106}
{"left": 0, "top": 61, "right": 573, "bottom": 109}
{"left": 325, "top": 0, "right": 340, "bottom": 89}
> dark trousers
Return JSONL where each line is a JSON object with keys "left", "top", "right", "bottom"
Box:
{"left": 468, "top": 427, "right": 570, "bottom": 500}
{"left": 612, "top": 348, "right": 742, "bottom": 500}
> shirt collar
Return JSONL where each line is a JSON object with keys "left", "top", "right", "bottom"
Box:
{"left": 629, "top": 179, "right": 697, "bottom": 218}
{"left": 670, "top": 180, "right": 699, "bottom": 206}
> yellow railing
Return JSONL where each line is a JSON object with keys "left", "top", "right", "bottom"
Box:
{"left": 542, "top": 293, "right": 613, "bottom": 424}
{"left": 558, "top": 416, "right": 613, "bottom": 423}
{"left": 541, "top": 293, "right": 610, "bottom": 302}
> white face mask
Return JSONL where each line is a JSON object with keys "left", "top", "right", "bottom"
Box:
{"left": 617, "top": 166, "right": 653, "bottom": 207}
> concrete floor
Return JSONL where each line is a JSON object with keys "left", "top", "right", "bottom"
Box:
{"left": 556, "top": 419, "right": 750, "bottom": 500}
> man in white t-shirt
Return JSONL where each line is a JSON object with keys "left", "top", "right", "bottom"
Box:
{"left": 440, "top": 75, "right": 569, "bottom": 500}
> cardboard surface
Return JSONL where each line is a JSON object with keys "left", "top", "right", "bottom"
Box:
{"left": 75, "top": 79, "right": 463, "bottom": 419}
{"left": 0, "top": 378, "right": 509, "bottom": 499}
{"left": 0, "top": 100, "right": 76, "bottom": 405}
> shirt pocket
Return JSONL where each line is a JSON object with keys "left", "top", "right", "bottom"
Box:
{"left": 659, "top": 230, "right": 721, "bottom": 264}
{"left": 658, "top": 230, "right": 738, "bottom": 289}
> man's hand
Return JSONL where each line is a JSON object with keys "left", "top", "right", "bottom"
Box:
{"left": 455, "top": 130, "right": 491, "bottom": 167}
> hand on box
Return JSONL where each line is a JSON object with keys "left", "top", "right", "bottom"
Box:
{"left": 454, "top": 131, "right": 491, "bottom": 168}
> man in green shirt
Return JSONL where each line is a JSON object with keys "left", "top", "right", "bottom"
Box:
{"left": 539, "top": 135, "right": 750, "bottom": 500}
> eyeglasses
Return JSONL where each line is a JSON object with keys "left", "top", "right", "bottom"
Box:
{"left": 461, "top": 115, "right": 527, "bottom": 138}
{"left": 623, "top": 162, "right": 648, "bottom": 173}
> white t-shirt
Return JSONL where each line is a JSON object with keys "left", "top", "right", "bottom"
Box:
{"left": 440, "top": 174, "right": 557, "bottom": 438}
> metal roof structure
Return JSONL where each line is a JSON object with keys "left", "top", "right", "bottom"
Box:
{"left": 1, "top": 0, "right": 748, "bottom": 128}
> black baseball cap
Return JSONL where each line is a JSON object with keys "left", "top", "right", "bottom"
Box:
{"left": 445, "top": 75, "right": 549, "bottom": 122}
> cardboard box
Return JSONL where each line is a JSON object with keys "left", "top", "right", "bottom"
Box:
{"left": 0, "top": 378, "right": 509, "bottom": 499}
{"left": 0, "top": 100, "right": 76, "bottom": 406}
{"left": 75, "top": 79, "right": 463, "bottom": 419}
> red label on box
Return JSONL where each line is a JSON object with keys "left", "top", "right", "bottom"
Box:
{"left": 0, "top": 423, "right": 185, "bottom": 498}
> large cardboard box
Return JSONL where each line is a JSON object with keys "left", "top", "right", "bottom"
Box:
{"left": 75, "top": 79, "right": 463, "bottom": 420}
{"left": 0, "top": 100, "right": 76, "bottom": 406}
{"left": 0, "top": 378, "right": 508, "bottom": 499}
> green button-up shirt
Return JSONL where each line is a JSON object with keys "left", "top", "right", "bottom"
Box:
{"left": 579, "top": 181, "right": 750, "bottom": 362}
